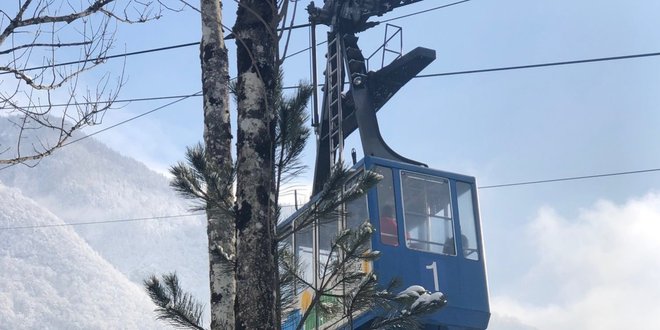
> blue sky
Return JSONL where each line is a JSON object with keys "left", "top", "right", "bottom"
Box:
{"left": 32, "top": 0, "right": 660, "bottom": 328}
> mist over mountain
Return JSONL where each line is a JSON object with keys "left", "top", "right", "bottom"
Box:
{"left": 0, "top": 119, "right": 210, "bottom": 327}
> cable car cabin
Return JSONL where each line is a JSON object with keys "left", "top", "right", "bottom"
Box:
{"left": 279, "top": 156, "right": 490, "bottom": 330}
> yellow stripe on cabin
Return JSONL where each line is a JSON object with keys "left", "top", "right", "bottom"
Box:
{"left": 300, "top": 289, "right": 313, "bottom": 312}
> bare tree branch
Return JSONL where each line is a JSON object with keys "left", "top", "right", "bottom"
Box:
{"left": 0, "top": 40, "right": 92, "bottom": 55}
{"left": 0, "top": 0, "right": 160, "bottom": 165}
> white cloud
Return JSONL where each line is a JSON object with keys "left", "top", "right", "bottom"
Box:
{"left": 90, "top": 116, "right": 186, "bottom": 176}
{"left": 489, "top": 312, "right": 538, "bottom": 330}
{"left": 489, "top": 192, "right": 660, "bottom": 330}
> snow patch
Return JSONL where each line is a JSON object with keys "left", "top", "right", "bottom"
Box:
{"left": 396, "top": 285, "right": 427, "bottom": 300}
{"left": 0, "top": 184, "right": 168, "bottom": 329}
{"left": 0, "top": 124, "right": 210, "bottom": 324}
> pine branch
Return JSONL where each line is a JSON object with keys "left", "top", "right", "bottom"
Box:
{"left": 169, "top": 143, "right": 235, "bottom": 217}
{"left": 294, "top": 222, "right": 380, "bottom": 329}
{"left": 144, "top": 273, "right": 206, "bottom": 330}
{"left": 279, "top": 164, "right": 381, "bottom": 242}
{"left": 278, "top": 241, "right": 301, "bottom": 313}
{"left": 275, "top": 82, "right": 312, "bottom": 175}
{"left": 274, "top": 80, "right": 312, "bottom": 209}
{"left": 288, "top": 220, "right": 447, "bottom": 330}
{"left": 170, "top": 162, "right": 209, "bottom": 204}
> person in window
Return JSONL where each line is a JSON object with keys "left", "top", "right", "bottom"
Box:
{"left": 379, "top": 204, "right": 399, "bottom": 246}
{"left": 442, "top": 234, "right": 469, "bottom": 256}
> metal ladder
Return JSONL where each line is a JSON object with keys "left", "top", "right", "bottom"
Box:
{"left": 325, "top": 32, "right": 344, "bottom": 168}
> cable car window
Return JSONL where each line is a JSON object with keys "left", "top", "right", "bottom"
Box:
{"left": 279, "top": 231, "right": 297, "bottom": 301}
{"left": 401, "top": 171, "right": 455, "bottom": 255}
{"left": 294, "top": 220, "right": 314, "bottom": 291}
{"left": 345, "top": 171, "right": 368, "bottom": 230}
{"left": 344, "top": 171, "right": 371, "bottom": 276}
{"left": 375, "top": 166, "right": 399, "bottom": 246}
{"left": 318, "top": 214, "right": 339, "bottom": 277}
{"left": 456, "top": 182, "right": 480, "bottom": 260}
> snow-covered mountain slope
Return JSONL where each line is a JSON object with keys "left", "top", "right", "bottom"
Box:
{"left": 0, "top": 119, "right": 210, "bottom": 324}
{"left": 0, "top": 184, "right": 167, "bottom": 329}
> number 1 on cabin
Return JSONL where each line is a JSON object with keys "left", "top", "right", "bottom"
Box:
{"left": 425, "top": 261, "right": 439, "bottom": 292}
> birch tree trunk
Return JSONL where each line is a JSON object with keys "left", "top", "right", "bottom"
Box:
{"left": 233, "top": 1, "right": 280, "bottom": 328}
{"left": 200, "top": 0, "right": 235, "bottom": 328}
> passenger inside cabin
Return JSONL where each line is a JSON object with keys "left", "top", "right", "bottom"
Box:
{"left": 379, "top": 204, "right": 399, "bottom": 246}
{"left": 442, "top": 234, "right": 469, "bottom": 256}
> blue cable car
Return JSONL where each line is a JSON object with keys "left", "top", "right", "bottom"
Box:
{"left": 279, "top": 156, "right": 490, "bottom": 330}
{"left": 281, "top": 2, "right": 490, "bottom": 328}
{"left": 356, "top": 156, "right": 489, "bottom": 329}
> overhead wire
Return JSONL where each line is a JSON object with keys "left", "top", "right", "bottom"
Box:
{"left": 0, "top": 93, "right": 203, "bottom": 109}
{"left": 1, "top": 48, "right": 658, "bottom": 171}
{"left": 1, "top": 0, "right": 658, "bottom": 226}
{"left": 416, "top": 51, "right": 660, "bottom": 78}
{"left": 282, "top": 0, "right": 473, "bottom": 60}
{"left": 0, "top": 204, "right": 301, "bottom": 231}
{"left": 7, "top": 48, "right": 659, "bottom": 110}
{"left": 380, "top": 0, "right": 473, "bottom": 23}
{"left": 478, "top": 168, "right": 660, "bottom": 190}
{"left": 1, "top": 0, "right": 651, "bottom": 93}
{"left": 2, "top": 34, "right": 657, "bottom": 170}
{"left": 0, "top": 25, "right": 310, "bottom": 74}
{"left": 1, "top": 166, "right": 660, "bottom": 231}
{"left": 0, "top": 42, "right": 200, "bottom": 74}
{"left": 0, "top": 213, "right": 204, "bottom": 231}
{"left": 0, "top": 91, "right": 201, "bottom": 172}
{"left": 59, "top": 91, "right": 202, "bottom": 148}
